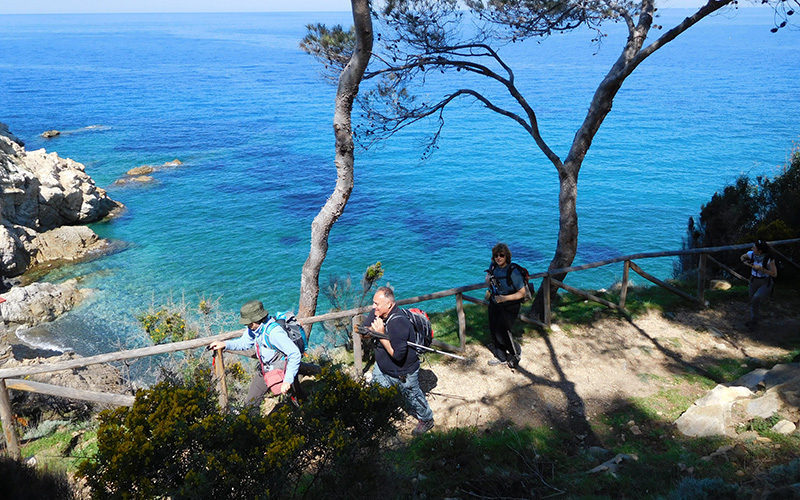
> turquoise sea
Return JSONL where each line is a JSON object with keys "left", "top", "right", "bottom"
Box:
{"left": 1, "top": 9, "right": 799, "bottom": 355}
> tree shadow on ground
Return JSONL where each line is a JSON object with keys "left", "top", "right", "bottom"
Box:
{"left": 653, "top": 287, "right": 800, "bottom": 366}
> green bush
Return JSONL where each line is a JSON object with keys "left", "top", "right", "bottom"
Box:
{"left": 679, "top": 145, "right": 800, "bottom": 281}
{"left": 760, "top": 457, "right": 800, "bottom": 493}
{"left": 78, "top": 366, "right": 403, "bottom": 499}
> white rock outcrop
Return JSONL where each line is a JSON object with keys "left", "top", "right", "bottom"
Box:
{"left": 676, "top": 363, "right": 800, "bottom": 438}
{"left": 0, "top": 280, "right": 91, "bottom": 326}
{"left": 0, "top": 122, "right": 123, "bottom": 279}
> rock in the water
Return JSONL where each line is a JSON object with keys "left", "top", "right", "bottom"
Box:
{"left": 113, "top": 175, "right": 156, "bottom": 186}
{"left": 125, "top": 165, "right": 155, "bottom": 176}
{"left": 31, "top": 225, "right": 111, "bottom": 265}
{"left": 113, "top": 159, "right": 183, "bottom": 185}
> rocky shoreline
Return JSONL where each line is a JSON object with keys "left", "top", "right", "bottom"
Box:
{"left": 1, "top": 121, "right": 128, "bottom": 392}
{"left": 1, "top": 122, "right": 123, "bottom": 283}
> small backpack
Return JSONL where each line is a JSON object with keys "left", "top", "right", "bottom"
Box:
{"left": 270, "top": 311, "right": 308, "bottom": 355}
{"left": 488, "top": 262, "right": 535, "bottom": 302}
{"left": 394, "top": 308, "right": 433, "bottom": 353}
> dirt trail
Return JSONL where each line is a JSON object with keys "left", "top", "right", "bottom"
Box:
{"left": 412, "top": 295, "right": 800, "bottom": 441}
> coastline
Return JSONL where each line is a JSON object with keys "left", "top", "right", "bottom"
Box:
{"left": 1, "top": 121, "right": 123, "bottom": 359}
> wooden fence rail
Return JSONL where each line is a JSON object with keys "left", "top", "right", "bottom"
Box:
{"left": 2, "top": 237, "right": 798, "bottom": 459}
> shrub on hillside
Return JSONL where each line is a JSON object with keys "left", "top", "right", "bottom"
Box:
{"left": 77, "top": 365, "right": 403, "bottom": 499}
{"left": 678, "top": 145, "right": 800, "bottom": 281}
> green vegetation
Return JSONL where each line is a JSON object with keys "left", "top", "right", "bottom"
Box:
{"left": 705, "top": 358, "right": 753, "bottom": 384}
{"left": 77, "top": 366, "right": 403, "bottom": 500}
{"left": 11, "top": 259, "right": 800, "bottom": 498}
{"left": 137, "top": 308, "right": 193, "bottom": 344}
{"left": 20, "top": 420, "right": 98, "bottom": 472}
{"left": 738, "top": 414, "right": 782, "bottom": 436}
{"left": 680, "top": 144, "right": 800, "bottom": 284}
{"left": 394, "top": 424, "right": 571, "bottom": 499}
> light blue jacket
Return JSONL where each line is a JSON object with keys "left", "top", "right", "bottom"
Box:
{"left": 225, "top": 317, "right": 301, "bottom": 385}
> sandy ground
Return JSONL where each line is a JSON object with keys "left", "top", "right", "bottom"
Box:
{"left": 405, "top": 294, "right": 800, "bottom": 442}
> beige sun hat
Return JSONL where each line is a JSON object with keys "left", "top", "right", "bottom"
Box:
{"left": 239, "top": 300, "right": 269, "bottom": 324}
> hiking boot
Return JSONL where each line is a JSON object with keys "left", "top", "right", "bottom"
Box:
{"left": 507, "top": 356, "right": 520, "bottom": 369}
{"left": 412, "top": 419, "right": 434, "bottom": 436}
{"left": 488, "top": 359, "right": 504, "bottom": 366}
{"left": 489, "top": 345, "right": 508, "bottom": 362}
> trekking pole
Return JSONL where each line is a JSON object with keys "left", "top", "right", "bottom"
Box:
{"left": 358, "top": 326, "right": 469, "bottom": 361}
{"left": 407, "top": 341, "right": 469, "bottom": 361}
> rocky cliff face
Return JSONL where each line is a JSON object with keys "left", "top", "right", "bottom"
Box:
{"left": 0, "top": 122, "right": 123, "bottom": 279}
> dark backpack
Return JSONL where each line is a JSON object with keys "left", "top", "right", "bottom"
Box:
{"left": 393, "top": 308, "right": 433, "bottom": 353}
{"left": 488, "top": 262, "right": 535, "bottom": 302}
{"left": 269, "top": 311, "right": 307, "bottom": 355}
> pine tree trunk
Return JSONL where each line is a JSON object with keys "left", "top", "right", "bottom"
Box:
{"left": 297, "top": 0, "right": 373, "bottom": 339}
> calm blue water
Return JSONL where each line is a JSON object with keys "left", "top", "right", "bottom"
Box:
{"left": 1, "top": 9, "right": 798, "bottom": 354}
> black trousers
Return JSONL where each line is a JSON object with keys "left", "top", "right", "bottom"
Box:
{"left": 488, "top": 299, "right": 521, "bottom": 360}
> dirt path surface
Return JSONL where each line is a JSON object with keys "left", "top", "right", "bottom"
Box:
{"left": 412, "top": 295, "right": 800, "bottom": 442}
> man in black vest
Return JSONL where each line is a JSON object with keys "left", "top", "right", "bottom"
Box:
{"left": 361, "top": 286, "right": 434, "bottom": 436}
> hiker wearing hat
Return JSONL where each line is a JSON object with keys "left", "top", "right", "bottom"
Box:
{"left": 209, "top": 300, "right": 303, "bottom": 405}
{"left": 360, "top": 286, "right": 435, "bottom": 436}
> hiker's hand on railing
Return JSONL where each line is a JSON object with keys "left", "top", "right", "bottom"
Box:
{"left": 208, "top": 341, "right": 225, "bottom": 351}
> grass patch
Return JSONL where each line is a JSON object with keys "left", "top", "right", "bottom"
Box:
{"left": 738, "top": 414, "right": 782, "bottom": 436}
{"left": 705, "top": 284, "right": 750, "bottom": 303}
{"left": 630, "top": 388, "right": 699, "bottom": 422}
{"left": 20, "top": 420, "right": 98, "bottom": 472}
{"left": 705, "top": 358, "right": 752, "bottom": 383}
{"left": 551, "top": 292, "right": 612, "bottom": 324}
{"left": 549, "top": 280, "right": 703, "bottom": 326}
{"left": 428, "top": 302, "right": 491, "bottom": 347}
{"left": 674, "top": 371, "right": 716, "bottom": 390}
{"left": 637, "top": 373, "right": 668, "bottom": 384}
{"left": 393, "top": 424, "right": 573, "bottom": 499}
{"left": 546, "top": 279, "right": 767, "bottom": 328}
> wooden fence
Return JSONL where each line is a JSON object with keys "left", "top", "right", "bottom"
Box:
{"left": 1, "top": 238, "right": 798, "bottom": 459}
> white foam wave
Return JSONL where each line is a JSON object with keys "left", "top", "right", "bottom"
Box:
{"left": 15, "top": 326, "right": 67, "bottom": 353}
{"left": 61, "top": 125, "right": 113, "bottom": 134}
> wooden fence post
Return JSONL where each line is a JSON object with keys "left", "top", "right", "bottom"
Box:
{"left": 542, "top": 276, "right": 552, "bottom": 327}
{"left": 352, "top": 315, "right": 363, "bottom": 378}
{"left": 697, "top": 253, "right": 707, "bottom": 304}
{"left": 212, "top": 349, "right": 228, "bottom": 411}
{"left": 0, "top": 379, "right": 21, "bottom": 459}
{"left": 619, "top": 260, "right": 631, "bottom": 309}
{"left": 455, "top": 293, "right": 466, "bottom": 350}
